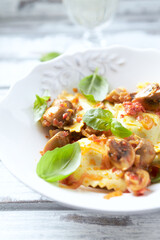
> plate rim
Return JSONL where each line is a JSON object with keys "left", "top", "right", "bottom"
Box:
{"left": 1, "top": 45, "right": 160, "bottom": 215}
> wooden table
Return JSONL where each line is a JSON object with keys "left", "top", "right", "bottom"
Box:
{"left": 1, "top": 1, "right": 160, "bottom": 239}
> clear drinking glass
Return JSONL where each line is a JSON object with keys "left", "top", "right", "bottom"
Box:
{"left": 63, "top": 0, "right": 119, "bottom": 47}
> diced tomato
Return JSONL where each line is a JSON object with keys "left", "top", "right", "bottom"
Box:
{"left": 72, "top": 97, "right": 79, "bottom": 104}
{"left": 73, "top": 88, "right": 78, "bottom": 93}
{"left": 60, "top": 103, "right": 64, "bottom": 107}
{"left": 135, "top": 188, "right": 150, "bottom": 196}
{"left": 53, "top": 118, "right": 63, "bottom": 127}
{"left": 112, "top": 167, "right": 117, "bottom": 173}
{"left": 123, "top": 101, "right": 145, "bottom": 116}
{"left": 77, "top": 106, "right": 83, "bottom": 111}
{"left": 63, "top": 113, "right": 68, "bottom": 119}
{"left": 76, "top": 116, "right": 82, "bottom": 122}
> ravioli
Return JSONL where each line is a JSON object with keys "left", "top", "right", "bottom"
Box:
{"left": 71, "top": 138, "right": 127, "bottom": 191}
{"left": 110, "top": 104, "right": 160, "bottom": 145}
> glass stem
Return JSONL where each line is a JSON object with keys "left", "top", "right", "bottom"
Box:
{"left": 83, "top": 29, "right": 106, "bottom": 47}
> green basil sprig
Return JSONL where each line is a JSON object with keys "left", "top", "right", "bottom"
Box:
{"left": 36, "top": 142, "right": 81, "bottom": 182}
{"left": 40, "top": 52, "right": 61, "bottom": 62}
{"left": 79, "top": 68, "right": 109, "bottom": 102}
{"left": 83, "top": 108, "right": 113, "bottom": 131}
{"left": 83, "top": 108, "right": 132, "bottom": 138}
{"left": 33, "top": 93, "right": 50, "bottom": 122}
{"left": 151, "top": 173, "right": 160, "bottom": 183}
{"left": 111, "top": 119, "right": 132, "bottom": 138}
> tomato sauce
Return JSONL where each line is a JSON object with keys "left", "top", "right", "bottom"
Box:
{"left": 104, "top": 190, "right": 123, "bottom": 199}
{"left": 123, "top": 101, "right": 145, "bottom": 116}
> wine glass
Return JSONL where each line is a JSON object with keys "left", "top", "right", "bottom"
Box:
{"left": 63, "top": 0, "right": 119, "bottom": 47}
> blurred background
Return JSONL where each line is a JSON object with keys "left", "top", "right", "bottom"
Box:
{"left": 1, "top": 0, "right": 160, "bottom": 91}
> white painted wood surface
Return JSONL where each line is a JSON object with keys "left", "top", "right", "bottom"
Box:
{"left": 1, "top": 0, "right": 160, "bottom": 20}
{"left": 1, "top": 210, "right": 160, "bottom": 240}
{"left": 1, "top": 1, "right": 160, "bottom": 239}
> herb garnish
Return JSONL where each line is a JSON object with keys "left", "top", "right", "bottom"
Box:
{"left": 33, "top": 93, "right": 50, "bottom": 121}
{"left": 79, "top": 68, "right": 109, "bottom": 102}
{"left": 36, "top": 142, "right": 81, "bottom": 182}
{"left": 40, "top": 52, "right": 61, "bottom": 62}
{"left": 83, "top": 108, "right": 132, "bottom": 138}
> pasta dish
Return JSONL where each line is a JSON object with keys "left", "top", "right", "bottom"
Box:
{"left": 34, "top": 69, "right": 160, "bottom": 198}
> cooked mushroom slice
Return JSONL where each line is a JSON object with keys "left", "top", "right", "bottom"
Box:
{"left": 105, "top": 88, "right": 131, "bottom": 103}
{"left": 107, "top": 137, "right": 135, "bottom": 170}
{"left": 124, "top": 169, "right": 150, "bottom": 195}
{"left": 127, "top": 135, "right": 156, "bottom": 168}
{"left": 81, "top": 125, "right": 112, "bottom": 138}
{"left": 135, "top": 138, "right": 156, "bottom": 168}
{"left": 43, "top": 131, "right": 70, "bottom": 154}
{"left": 70, "top": 131, "right": 83, "bottom": 142}
{"left": 81, "top": 125, "right": 102, "bottom": 138}
{"left": 42, "top": 99, "right": 75, "bottom": 128}
{"left": 49, "top": 129, "right": 61, "bottom": 138}
{"left": 133, "top": 83, "right": 160, "bottom": 110}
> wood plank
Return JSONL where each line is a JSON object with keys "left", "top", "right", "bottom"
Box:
{"left": 1, "top": 0, "right": 160, "bottom": 20}
{"left": 0, "top": 160, "right": 72, "bottom": 209}
{"left": 0, "top": 161, "right": 71, "bottom": 209}
{"left": 0, "top": 210, "right": 160, "bottom": 240}
{"left": 0, "top": 202, "right": 70, "bottom": 211}
{"left": 1, "top": 18, "right": 160, "bottom": 36}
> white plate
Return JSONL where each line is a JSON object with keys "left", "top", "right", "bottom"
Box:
{"left": 1, "top": 46, "right": 160, "bottom": 214}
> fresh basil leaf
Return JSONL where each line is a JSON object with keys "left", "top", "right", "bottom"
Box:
{"left": 40, "top": 52, "right": 61, "bottom": 62}
{"left": 79, "top": 68, "right": 109, "bottom": 102}
{"left": 36, "top": 142, "right": 81, "bottom": 182}
{"left": 83, "top": 109, "right": 132, "bottom": 138}
{"left": 83, "top": 108, "right": 113, "bottom": 131}
{"left": 33, "top": 94, "right": 50, "bottom": 122}
{"left": 151, "top": 173, "right": 160, "bottom": 183}
{"left": 111, "top": 118, "right": 132, "bottom": 138}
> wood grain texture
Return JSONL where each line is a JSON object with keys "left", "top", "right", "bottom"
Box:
{"left": 1, "top": 0, "right": 160, "bottom": 20}
{"left": 0, "top": 161, "right": 72, "bottom": 210}
{"left": 0, "top": 210, "right": 160, "bottom": 240}
{"left": 0, "top": 202, "right": 70, "bottom": 211}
